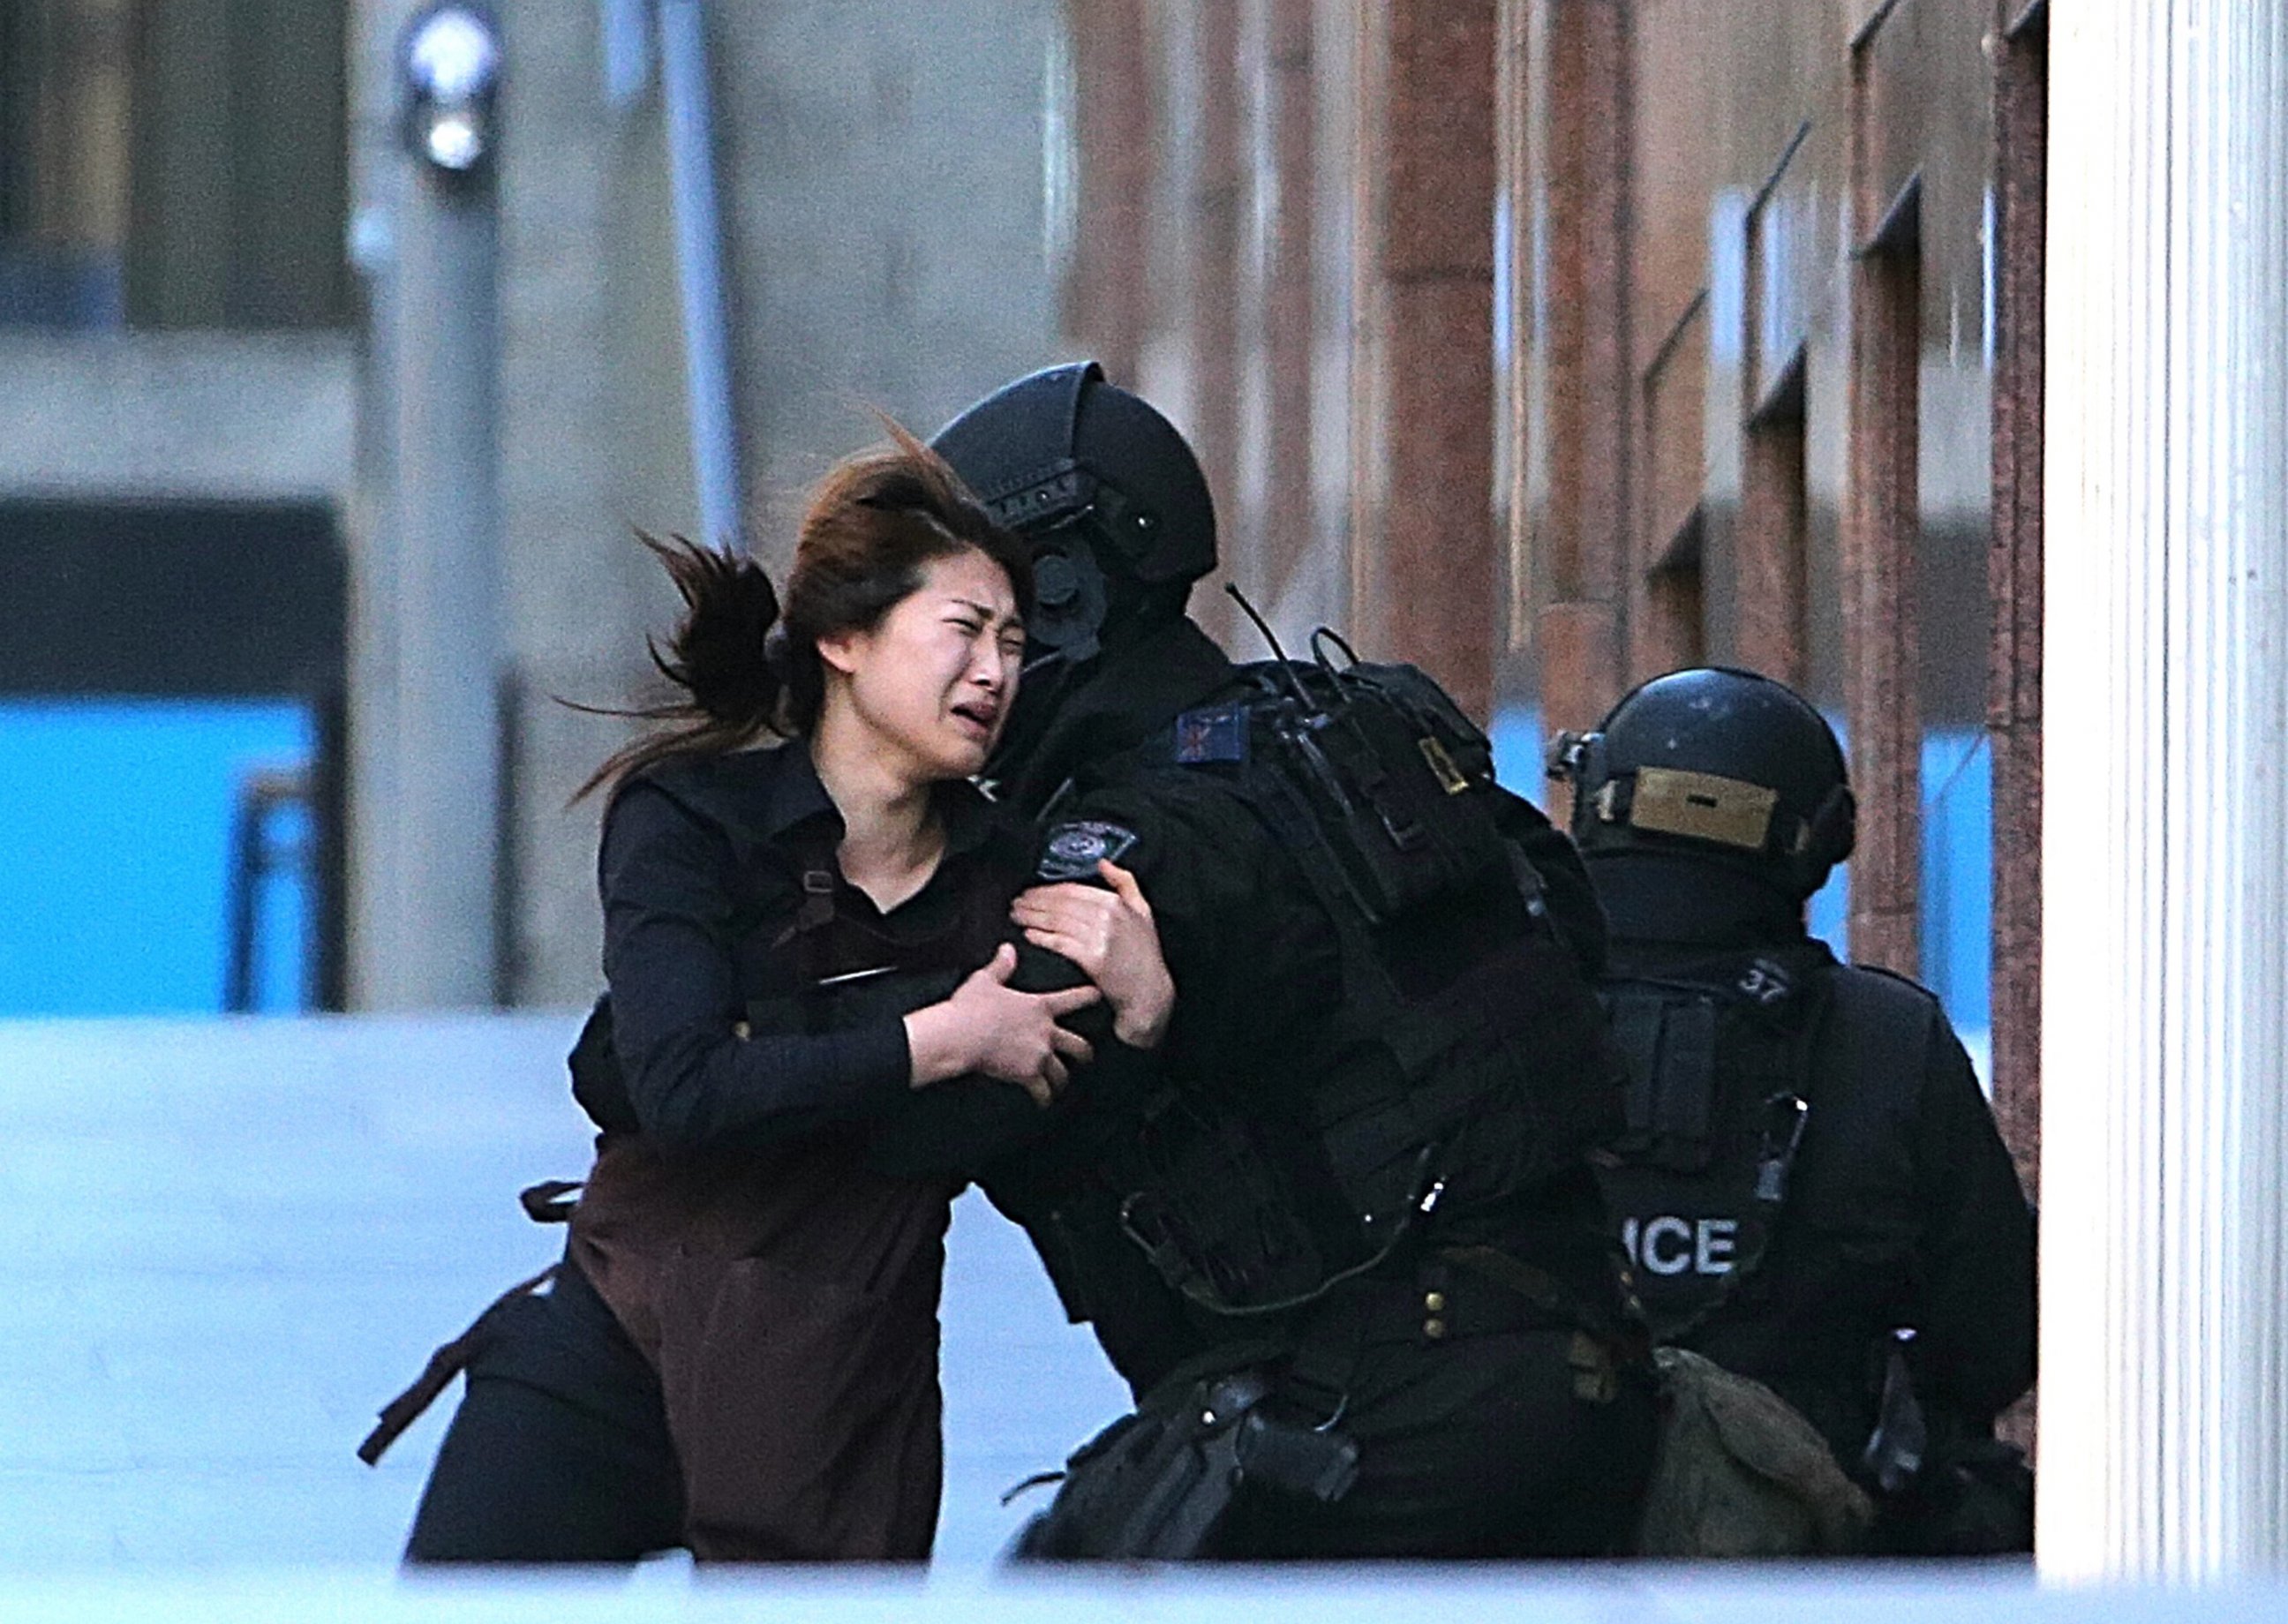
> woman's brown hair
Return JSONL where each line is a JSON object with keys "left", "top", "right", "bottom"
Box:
{"left": 575, "top": 421, "right": 1032, "bottom": 802}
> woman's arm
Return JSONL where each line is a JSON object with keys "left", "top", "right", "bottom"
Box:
{"left": 602, "top": 784, "right": 1097, "bottom": 1155}
{"left": 1007, "top": 860, "right": 1175, "bottom": 1049}
{"left": 865, "top": 855, "right": 1180, "bottom": 1181}
{"left": 600, "top": 784, "right": 912, "bottom": 1154}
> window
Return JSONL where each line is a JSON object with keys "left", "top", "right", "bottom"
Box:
{"left": 0, "top": 0, "right": 349, "bottom": 330}
{"left": 0, "top": 0, "right": 132, "bottom": 327}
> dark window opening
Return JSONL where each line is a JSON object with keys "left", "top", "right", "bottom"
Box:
{"left": 0, "top": 0, "right": 350, "bottom": 330}
{"left": 0, "top": 500, "right": 348, "bottom": 1012}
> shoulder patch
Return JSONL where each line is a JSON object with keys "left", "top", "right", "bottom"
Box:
{"left": 1037, "top": 818, "right": 1140, "bottom": 882}
{"left": 1173, "top": 701, "right": 1250, "bottom": 765}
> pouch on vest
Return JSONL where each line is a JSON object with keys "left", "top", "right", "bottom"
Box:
{"left": 1008, "top": 1365, "right": 1358, "bottom": 1560}
{"left": 1206, "top": 645, "right": 1508, "bottom": 929}
{"left": 1114, "top": 1094, "right": 1352, "bottom": 1313}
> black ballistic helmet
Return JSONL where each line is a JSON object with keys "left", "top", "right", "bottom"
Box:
{"left": 930, "top": 362, "right": 1216, "bottom": 664}
{"left": 1547, "top": 667, "right": 1856, "bottom": 900}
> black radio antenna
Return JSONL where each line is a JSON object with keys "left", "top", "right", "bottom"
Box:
{"left": 1224, "top": 583, "right": 1319, "bottom": 712}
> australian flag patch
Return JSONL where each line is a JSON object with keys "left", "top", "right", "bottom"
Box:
{"left": 1037, "top": 819, "right": 1140, "bottom": 882}
{"left": 1174, "top": 701, "right": 1249, "bottom": 765}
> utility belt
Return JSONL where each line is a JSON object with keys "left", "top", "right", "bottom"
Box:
{"left": 1008, "top": 1240, "right": 1641, "bottom": 1561}
{"left": 1319, "top": 1246, "right": 1622, "bottom": 1355}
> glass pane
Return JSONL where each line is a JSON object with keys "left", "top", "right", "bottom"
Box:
{"left": 0, "top": 698, "right": 314, "bottom": 1013}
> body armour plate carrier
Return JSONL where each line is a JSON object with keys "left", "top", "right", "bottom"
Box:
{"left": 1099, "top": 650, "right": 1624, "bottom": 1319}
{"left": 1592, "top": 944, "right": 1834, "bottom": 1341}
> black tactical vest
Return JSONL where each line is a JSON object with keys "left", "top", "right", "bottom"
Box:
{"left": 1086, "top": 656, "right": 1624, "bottom": 1318}
{"left": 1592, "top": 944, "right": 1835, "bottom": 1340}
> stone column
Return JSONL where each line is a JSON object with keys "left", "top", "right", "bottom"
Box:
{"left": 1189, "top": 0, "right": 1244, "bottom": 649}
{"left": 1526, "top": 0, "right": 1632, "bottom": 736}
{"left": 363, "top": 151, "right": 504, "bottom": 1007}
{"left": 2038, "top": 0, "right": 2288, "bottom": 1578}
{"left": 1987, "top": 3, "right": 2045, "bottom": 1202}
{"left": 1230, "top": 0, "right": 1317, "bottom": 633}
{"left": 1350, "top": 0, "right": 1499, "bottom": 722}
{"left": 1066, "top": 0, "right": 1153, "bottom": 385}
{"left": 1840, "top": 58, "right": 1922, "bottom": 979}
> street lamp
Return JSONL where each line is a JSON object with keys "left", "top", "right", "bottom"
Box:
{"left": 399, "top": 4, "right": 502, "bottom": 175}
{"left": 367, "top": 2, "right": 508, "bottom": 1006}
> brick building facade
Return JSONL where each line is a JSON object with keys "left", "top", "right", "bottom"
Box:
{"left": 1057, "top": 0, "right": 2044, "bottom": 1188}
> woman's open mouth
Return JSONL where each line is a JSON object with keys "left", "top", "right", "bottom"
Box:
{"left": 951, "top": 700, "right": 999, "bottom": 740}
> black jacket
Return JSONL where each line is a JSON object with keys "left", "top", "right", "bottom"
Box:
{"left": 1589, "top": 852, "right": 2037, "bottom": 1462}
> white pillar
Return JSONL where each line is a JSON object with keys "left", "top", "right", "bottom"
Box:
{"left": 2039, "top": 0, "right": 2288, "bottom": 1579}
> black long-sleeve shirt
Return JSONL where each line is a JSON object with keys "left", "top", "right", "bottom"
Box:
{"left": 596, "top": 744, "right": 1019, "bottom": 1155}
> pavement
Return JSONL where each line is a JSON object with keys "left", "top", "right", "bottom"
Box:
{"left": 0, "top": 1010, "right": 1124, "bottom": 1569}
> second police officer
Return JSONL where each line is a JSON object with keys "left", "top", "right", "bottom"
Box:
{"left": 1547, "top": 667, "right": 2037, "bottom": 1553}
{"left": 915, "top": 362, "right": 1659, "bottom": 1560}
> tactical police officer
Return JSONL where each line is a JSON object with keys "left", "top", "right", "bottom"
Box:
{"left": 914, "top": 362, "right": 1656, "bottom": 1560}
{"left": 1547, "top": 667, "right": 2036, "bottom": 1553}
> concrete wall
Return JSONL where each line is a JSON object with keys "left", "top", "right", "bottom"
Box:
{"left": 710, "top": 0, "right": 1063, "bottom": 565}
{"left": 343, "top": 0, "right": 1062, "bottom": 1006}
{"left": 0, "top": 330, "right": 352, "bottom": 500}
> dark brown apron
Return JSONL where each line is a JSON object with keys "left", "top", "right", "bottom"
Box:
{"left": 569, "top": 852, "right": 1005, "bottom": 1560}
{"left": 573, "top": 1139, "right": 952, "bottom": 1560}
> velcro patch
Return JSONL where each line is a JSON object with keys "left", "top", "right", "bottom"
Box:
{"left": 1629, "top": 767, "right": 1777, "bottom": 852}
{"left": 1174, "top": 702, "right": 1249, "bottom": 764}
{"left": 1037, "top": 819, "right": 1140, "bottom": 882}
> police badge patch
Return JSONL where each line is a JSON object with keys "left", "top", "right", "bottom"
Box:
{"left": 1037, "top": 819, "right": 1140, "bottom": 882}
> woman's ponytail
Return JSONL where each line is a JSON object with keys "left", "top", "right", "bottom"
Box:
{"left": 570, "top": 534, "right": 793, "bottom": 803}
{"left": 644, "top": 533, "right": 787, "bottom": 730}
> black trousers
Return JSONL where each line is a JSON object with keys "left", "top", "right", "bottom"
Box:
{"left": 403, "top": 1259, "right": 686, "bottom": 1564}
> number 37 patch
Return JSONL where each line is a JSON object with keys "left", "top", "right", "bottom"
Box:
{"left": 1036, "top": 819, "right": 1140, "bottom": 882}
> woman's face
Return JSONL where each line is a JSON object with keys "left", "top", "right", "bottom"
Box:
{"left": 818, "top": 548, "right": 1026, "bottom": 784}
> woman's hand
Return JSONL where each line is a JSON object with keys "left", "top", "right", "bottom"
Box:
{"left": 1010, "top": 860, "right": 1176, "bottom": 1050}
{"left": 903, "top": 944, "right": 1101, "bottom": 1108}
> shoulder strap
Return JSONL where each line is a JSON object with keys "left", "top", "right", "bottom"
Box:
{"left": 757, "top": 825, "right": 838, "bottom": 988}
